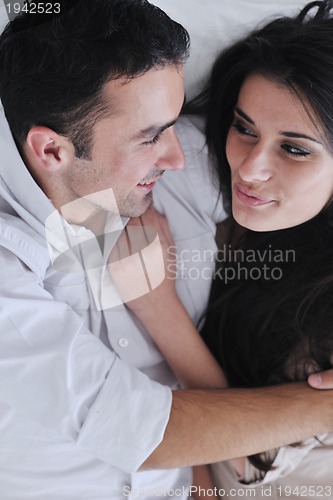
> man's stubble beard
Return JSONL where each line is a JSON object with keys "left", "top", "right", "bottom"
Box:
{"left": 116, "top": 190, "right": 153, "bottom": 218}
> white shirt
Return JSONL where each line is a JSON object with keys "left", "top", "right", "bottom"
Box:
{"left": 0, "top": 109, "right": 226, "bottom": 499}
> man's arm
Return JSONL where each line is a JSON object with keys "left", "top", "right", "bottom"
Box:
{"left": 137, "top": 291, "right": 333, "bottom": 470}
{"left": 132, "top": 289, "right": 333, "bottom": 475}
{"left": 141, "top": 382, "right": 333, "bottom": 470}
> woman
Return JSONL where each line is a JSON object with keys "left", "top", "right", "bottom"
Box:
{"left": 195, "top": 0, "right": 333, "bottom": 493}
{"left": 117, "top": 0, "right": 333, "bottom": 497}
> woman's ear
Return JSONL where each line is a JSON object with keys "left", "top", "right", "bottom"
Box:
{"left": 24, "top": 126, "right": 75, "bottom": 173}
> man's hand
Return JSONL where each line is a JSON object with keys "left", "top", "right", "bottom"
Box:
{"left": 308, "top": 369, "right": 333, "bottom": 389}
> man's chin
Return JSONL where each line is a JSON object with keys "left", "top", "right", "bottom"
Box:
{"left": 120, "top": 193, "right": 153, "bottom": 218}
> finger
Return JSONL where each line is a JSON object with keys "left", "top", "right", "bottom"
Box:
{"left": 142, "top": 206, "right": 173, "bottom": 246}
{"left": 125, "top": 209, "right": 155, "bottom": 253}
{"left": 126, "top": 215, "right": 144, "bottom": 228}
{"left": 308, "top": 369, "right": 333, "bottom": 389}
{"left": 139, "top": 205, "right": 160, "bottom": 227}
{"left": 139, "top": 207, "right": 160, "bottom": 248}
{"left": 109, "top": 239, "right": 120, "bottom": 263}
{"left": 127, "top": 222, "right": 149, "bottom": 254}
{"left": 108, "top": 229, "right": 123, "bottom": 264}
{"left": 115, "top": 226, "right": 131, "bottom": 260}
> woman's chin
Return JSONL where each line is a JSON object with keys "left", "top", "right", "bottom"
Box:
{"left": 233, "top": 211, "right": 314, "bottom": 233}
{"left": 233, "top": 211, "right": 285, "bottom": 232}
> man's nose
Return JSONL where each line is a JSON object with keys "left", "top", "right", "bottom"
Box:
{"left": 157, "top": 128, "right": 185, "bottom": 172}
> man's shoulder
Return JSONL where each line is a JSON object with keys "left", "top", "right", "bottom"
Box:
{"left": 0, "top": 213, "right": 50, "bottom": 281}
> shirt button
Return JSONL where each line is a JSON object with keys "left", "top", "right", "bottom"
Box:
{"left": 118, "top": 337, "right": 129, "bottom": 348}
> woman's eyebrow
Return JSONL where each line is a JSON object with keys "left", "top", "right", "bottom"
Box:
{"left": 235, "top": 107, "right": 255, "bottom": 124}
{"left": 235, "top": 107, "right": 322, "bottom": 144}
{"left": 279, "top": 131, "right": 322, "bottom": 144}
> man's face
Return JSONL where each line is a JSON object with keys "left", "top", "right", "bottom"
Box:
{"left": 61, "top": 65, "right": 185, "bottom": 220}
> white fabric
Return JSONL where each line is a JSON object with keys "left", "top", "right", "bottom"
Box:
{"left": 0, "top": 3, "right": 8, "bottom": 33}
{"left": 0, "top": 107, "right": 225, "bottom": 498}
{"left": 212, "top": 433, "right": 333, "bottom": 499}
{"left": 152, "top": 0, "right": 309, "bottom": 98}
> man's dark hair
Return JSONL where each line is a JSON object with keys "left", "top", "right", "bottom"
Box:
{"left": 0, "top": 0, "right": 190, "bottom": 157}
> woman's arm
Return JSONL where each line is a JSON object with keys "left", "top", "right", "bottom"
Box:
{"left": 109, "top": 206, "right": 227, "bottom": 389}
{"left": 135, "top": 292, "right": 227, "bottom": 389}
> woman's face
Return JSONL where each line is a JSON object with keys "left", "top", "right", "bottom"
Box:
{"left": 226, "top": 74, "right": 333, "bottom": 231}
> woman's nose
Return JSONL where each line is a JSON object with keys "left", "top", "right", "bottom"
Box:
{"left": 238, "top": 146, "right": 272, "bottom": 183}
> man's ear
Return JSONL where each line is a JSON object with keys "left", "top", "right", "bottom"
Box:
{"left": 25, "top": 126, "right": 75, "bottom": 172}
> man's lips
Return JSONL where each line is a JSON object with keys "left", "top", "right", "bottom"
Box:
{"left": 235, "top": 185, "right": 275, "bottom": 206}
{"left": 136, "top": 181, "right": 156, "bottom": 192}
{"left": 137, "top": 175, "right": 163, "bottom": 189}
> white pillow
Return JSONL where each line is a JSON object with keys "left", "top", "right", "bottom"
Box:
{"left": 153, "top": 0, "right": 309, "bottom": 98}
{"left": 0, "top": 3, "right": 9, "bottom": 33}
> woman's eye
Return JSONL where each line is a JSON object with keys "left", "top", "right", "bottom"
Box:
{"left": 282, "top": 144, "right": 311, "bottom": 158}
{"left": 231, "top": 120, "right": 256, "bottom": 137}
{"left": 142, "top": 133, "right": 162, "bottom": 146}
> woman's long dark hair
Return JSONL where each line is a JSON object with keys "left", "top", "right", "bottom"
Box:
{"left": 189, "top": 0, "right": 333, "bottom": 473}
{"left": 186, "top": 0, "right": 333, "bottom": 205}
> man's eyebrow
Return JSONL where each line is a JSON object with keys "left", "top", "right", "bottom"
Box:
{"left": 135, "top": 120, "right": 177, "bottom": 140}
{"left": 134, "top": 95, "right": 187, "bottom": 140}
{"left": 235, "top": 107, "right": 321, "bottom": 144}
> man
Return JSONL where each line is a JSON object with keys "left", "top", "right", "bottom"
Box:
{"left": 0, "top": 0, "right": 332, "bottom": 498}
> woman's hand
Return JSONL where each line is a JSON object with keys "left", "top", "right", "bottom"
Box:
{"left": 108, "top": 205, "right": 179, "bottom": 319}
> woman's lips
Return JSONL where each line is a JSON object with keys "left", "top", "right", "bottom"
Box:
{"left": 235, "top": 185, "right": 274, "bottom": 206}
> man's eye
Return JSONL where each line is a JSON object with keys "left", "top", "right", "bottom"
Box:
{"left": 282, "top": 144, "right": 311, "bottom": 158}
{"left": 231, "top": 120, "right": 256, "bottom": 137}
{"left": 143, "top": 133, "right": 162, "bottom": 146}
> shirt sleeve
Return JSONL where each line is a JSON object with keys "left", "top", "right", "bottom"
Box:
{"left": 0, "top": 246, "right": 172, "bottom": 473}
